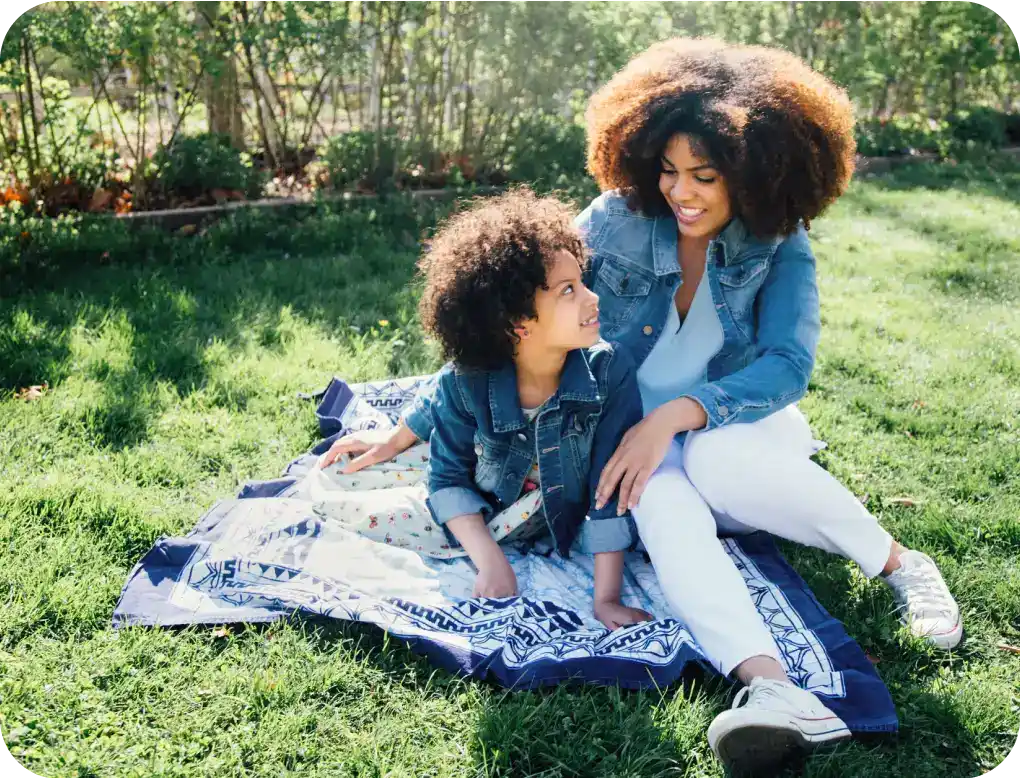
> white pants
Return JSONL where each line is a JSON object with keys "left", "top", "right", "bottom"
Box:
{"left": 632, "top": 405, "right": 894, "bottom": 676}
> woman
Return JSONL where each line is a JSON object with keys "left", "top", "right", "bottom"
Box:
{"left": 574, "top": 37, "right": 960, "bottom": 770}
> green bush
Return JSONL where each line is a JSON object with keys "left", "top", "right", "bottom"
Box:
{"left": 315, "top": 129, "right": 400, "bottom": 192}
{"left": 1005, "top": 113, "right": 1020, "bottom": 145}
{"left": 948, "top": 107, "right": 1008, "bottom": 149}
{"left": 854, "top": 114, "right": 951, "bottom": 157}
{"left": 505, "top": 114, "right": 587, "bottom": 185}
{"left": 148, "top": 133, "right": 265, "bottom": 200}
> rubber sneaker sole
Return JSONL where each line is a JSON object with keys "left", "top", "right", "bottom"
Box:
{"left": 708, "top": 709, "right": 851, "bottom": 776}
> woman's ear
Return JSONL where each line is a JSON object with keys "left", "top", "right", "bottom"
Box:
{"left": 513, "top": 324, "right": 530, "bottom": 340}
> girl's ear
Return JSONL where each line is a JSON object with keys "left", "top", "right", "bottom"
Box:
{"left": 513, "top": 324, "right": 530, "bottom": 340}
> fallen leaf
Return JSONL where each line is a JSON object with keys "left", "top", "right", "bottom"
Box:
{"left": 177, "top": 224, "right": 198, "bottom": 236}
{"left": 865, "top": 653, "right": 881, "bottom": 664}
{"left": 211, "top": 626, "right": 230, "bottom": 638}
{"left": 15, "top": 383, "right": 47, "bottom": 401}
{"left": 888, "top": 497, "right": 923, "bottom": 507}
{"left": 88, "top": 188, "right": 114, "bottom": 212}
{"left": 997, "top": 643, "right": 1020, "bottom": 654}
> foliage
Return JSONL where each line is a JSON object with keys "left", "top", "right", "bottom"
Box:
{"left": 854, "top": 115, "right": 952, "bottom": 157}
{"left": 313, "top": 129, "right": 400, "bottom": 192}
{"left": 146, "top": 132, "right": 265, "bottom": 203}
{"left": 0, "top": 2, "right": 1017, "bottom": 211}
{"left": 948, "top": 106, "right": 1010, "bottom": 149}
{"left": 504, "top": 114, "right": 588, "bottom": 187}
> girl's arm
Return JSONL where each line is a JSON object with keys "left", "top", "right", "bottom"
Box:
{"left": 427, "top": 367, "right": 516, "bottom": 596}
{"left": 593, "top": 550, "right": 652, "bottom": 630}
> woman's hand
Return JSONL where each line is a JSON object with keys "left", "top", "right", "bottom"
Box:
{"left": 317, "top": 422, "right": 418, "bottom": 473}
{"left": 595, "top": 398, "right": 707, "bottom": 514}
{"left": 594, "top": 600, "right": 653, "bottom": 631}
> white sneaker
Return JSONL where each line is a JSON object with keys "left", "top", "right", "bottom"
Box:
{"left": 707, "top": 677, "right": 851, "bottom": 775}
{"left": 883, "top": 549, "right": 962, "bottom": 650}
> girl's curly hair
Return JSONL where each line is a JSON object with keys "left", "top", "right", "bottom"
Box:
{"left": 585, "top": 37, "right": 856, "bottom": 236}
{"left": 417, "top": 187, "right": 586, "bottom": 371}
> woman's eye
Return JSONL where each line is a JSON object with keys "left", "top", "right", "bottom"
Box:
{"left": 563, "top": 284, "right": 574, "bottom": 295}
{"left": 695, "top": 175, "right": 716, "bottom": 184}
{"left": 662, "top": 168, "right": 677, "bottom": 176}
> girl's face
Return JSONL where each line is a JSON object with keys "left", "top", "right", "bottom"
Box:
{"left": 519, "top": 249, "right": 601, "bottom": 352}
{"left": 658, "top": 133, "right": 732, "bottom": 241}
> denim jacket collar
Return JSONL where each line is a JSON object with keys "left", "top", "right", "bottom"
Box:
{"left": 488, "top": 348, "right": 600, "bottom": 433}
{"left": 651, "top": 214, "right": 782, "bottom": 273}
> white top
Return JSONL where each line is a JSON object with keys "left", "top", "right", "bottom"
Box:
{"left": 636, "top": 272, "right": 725, "bottom": 416}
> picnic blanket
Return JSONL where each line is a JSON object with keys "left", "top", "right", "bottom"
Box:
{"left": 113, "top": 376, "right": 898, "bottom": 734}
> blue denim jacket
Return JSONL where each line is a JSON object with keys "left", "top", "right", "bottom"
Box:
{"left": 423, "top": 341, "right": 642, "bottom": 558}
{"left": 573, "top": 190, "right": 821, "bottom": 429}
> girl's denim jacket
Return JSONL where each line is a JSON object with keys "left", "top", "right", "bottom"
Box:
{"left": 420, "top": 341, "right": 642, "bottom": 558}
{"left": 573, "top": 190, "right": 822, "bottom": 429}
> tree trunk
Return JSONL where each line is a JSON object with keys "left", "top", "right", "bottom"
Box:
{"left": 199, "top": 1, "right": 244, "bottom": 147}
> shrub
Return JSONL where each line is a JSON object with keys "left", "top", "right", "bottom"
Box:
{"left": 854, "top": 114, "right": 951, "bottom": 157}
{"left": 1004, "top": 113, "right": 1020, "bottom": 145}
{"left": 948, "top": 107, "right": 1008, "bottom": 149}
{"left": 147, "top": 133, "right": 265, "bottom": 202}
{"left": 504, "top": 114, "right": 587, "bottom": 185}
{"left": 315, "top": 129, "right": 400, "bottom": 192}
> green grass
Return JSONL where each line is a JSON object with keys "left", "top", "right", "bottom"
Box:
{"left": 1, "top": 163, "right": 1018, "bottom": 777}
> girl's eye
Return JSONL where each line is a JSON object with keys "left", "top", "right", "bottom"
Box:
{"left": 661, "top": 167, "right": 677, "bottom": 176}
{"left": 695, "top": 175, "right": 716, "bottom": 184}
{"left": 562, "top": 284, "right": 574, "bottom": 295}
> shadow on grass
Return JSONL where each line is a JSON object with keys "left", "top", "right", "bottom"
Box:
{"left": 0, "top": 200, "right": 448, "bottom": 449}
{"left": 859, "top": 154, "right": 1020, "bottom": 205}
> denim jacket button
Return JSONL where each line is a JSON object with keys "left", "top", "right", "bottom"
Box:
{"left": 642, "top": 325, "right": 653, "bottom": 335}
{"left": 517, "top": 432, "right": 527, "bottom": 442}
{"left": 474, "top": 444, "right": 483, "bottom": 455}
{"left": 718, "top": 406, "right": 730, "bottom": 416}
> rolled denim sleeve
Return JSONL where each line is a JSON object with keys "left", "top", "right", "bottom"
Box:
{"left": 579, "top": 345, "right": 643, "bottom": 554}
{"left": 686, "top": 239, "right": 820, "bottom": 429}
{"left": 400, "top": 372, "right": 438, "bottom": 441}
{"left": 425, "top": 367, "right": 492, "bottom": 525}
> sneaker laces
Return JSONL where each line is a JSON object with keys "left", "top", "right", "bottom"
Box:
{"left": 888, "top": 561, "right": 954, "bottom": 618}
{"left": 731, "top": 678, "right": 805, "bottom": 713}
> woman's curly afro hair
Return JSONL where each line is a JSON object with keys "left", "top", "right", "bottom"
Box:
{"left": 585, "top": 37, "right": 856, "bottom": 237}
{"left": 417, "top": 186, "right": 586, "bottom": 371}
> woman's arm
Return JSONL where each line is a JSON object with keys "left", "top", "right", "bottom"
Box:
{"left": 684, "top": 241, "right": 821, "bottom": 430}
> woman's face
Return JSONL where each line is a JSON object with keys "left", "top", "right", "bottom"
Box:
{"left": 658, "top": 133, "right": 732, "bottom": 241}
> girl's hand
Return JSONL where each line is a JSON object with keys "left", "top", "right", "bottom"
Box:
{"left": 473, "top": 557, "right": 518, "bottom": 598}
{"left": 594, "top": 600, "right": 653, "bottom": 631}
{"left": 595, "top": 398, "right": 706, "bottom": 514}
{"left": 317, "top": 422, "right": 418, "bottom": 473}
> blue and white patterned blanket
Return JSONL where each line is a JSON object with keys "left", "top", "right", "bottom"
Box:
{"left": 113, "top": 376, "right": 898, "bottom": 733}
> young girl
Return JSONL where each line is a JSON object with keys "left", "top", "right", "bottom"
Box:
{"left": 312, "top": 188, "right": 651, "bottom": 631}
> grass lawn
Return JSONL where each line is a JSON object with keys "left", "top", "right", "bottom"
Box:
{"left": 1, "top": 162, "right": 1018, "bottom": 777}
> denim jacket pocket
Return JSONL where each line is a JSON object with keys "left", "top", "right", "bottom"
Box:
{"left": 717, "top": 257, "right": 770, "bottom": 339}
{"left": 592, "top": 260, "right": 655, "bottom": 327}
{"left": 472, "top": 432, "right": 508, "bottom": 493}
{"left": 562, "top": 408, "right": 599, "bottom": 481}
